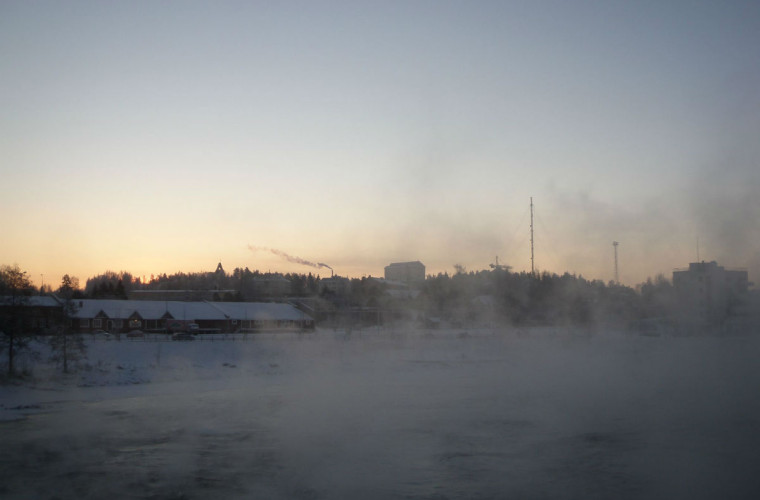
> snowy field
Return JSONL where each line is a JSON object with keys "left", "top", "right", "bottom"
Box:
{"left": 1, "top": 328, "right": 759, "bottom": 499}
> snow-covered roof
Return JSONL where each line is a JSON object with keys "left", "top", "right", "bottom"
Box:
{"left": 72, "top": 300, "right": 225, "bottom": 321}
{"left": 70, "top": 299, "right": 311, "bottom": 322}
{"left": 0, "top": 295, "right": 62, "bottom": 307}
{"left": 210, "top": 302, "right": 311, "bottom": 321}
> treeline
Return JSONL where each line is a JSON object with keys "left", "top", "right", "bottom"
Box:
{"left": 328, "top": 269, "right": 676, "bottom": 329}
{"left": 2, "top": 263, "right": 685, "bottom": 329}
{"left": 416, "top": 269, "right": 676, "bottom": 328}
{"left": 80, "top": 268, "right": 324, "bottom": 300}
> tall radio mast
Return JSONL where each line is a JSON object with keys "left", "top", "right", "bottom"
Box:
{"left": 613, "top": 241, "right": 619, "bottom": 284}
{"left": 530, "top": 197, "right": 535, "bottom": 276}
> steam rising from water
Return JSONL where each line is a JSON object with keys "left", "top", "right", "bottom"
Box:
{"left": 1, "top": 331, "right": 759, "bottom": 499}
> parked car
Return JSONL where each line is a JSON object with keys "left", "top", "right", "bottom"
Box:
{"left": 93, "top": 330, "right": 112, "bottom": 340}
{"left": 171, "top": 332, "right": 195, "bottom": 341}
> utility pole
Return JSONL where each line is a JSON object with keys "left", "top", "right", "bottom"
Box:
{"left": 613, "top": 241, "right": 619, "bottom": 284}
{"left": 530, "top": 197, "right": 535, "bottom": 276}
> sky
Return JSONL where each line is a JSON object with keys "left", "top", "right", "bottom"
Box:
{"left": 2, "top": 0, "right": 759, "bottom": 288}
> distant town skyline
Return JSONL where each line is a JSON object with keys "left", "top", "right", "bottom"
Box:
{"left": 2, "top": 1, "right": 759, "bottom": 288}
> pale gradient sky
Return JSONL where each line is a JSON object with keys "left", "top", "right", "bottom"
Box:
{"left": 2, "top": 1, "right": 759, "bottom": 288}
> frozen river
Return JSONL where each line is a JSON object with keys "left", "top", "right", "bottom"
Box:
{"left": 1, "top": 329, "right": 759, "bottom": 499}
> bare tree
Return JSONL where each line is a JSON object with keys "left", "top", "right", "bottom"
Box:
{"left": 0, "top": 264, "right": 35, "bottom": 376}
{"left": 49, "top": 275, "right": 86, "bottom": 373}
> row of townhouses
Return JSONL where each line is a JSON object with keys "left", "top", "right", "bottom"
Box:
{"left": 0, "top": 297, "right": 314, "bottom": 334}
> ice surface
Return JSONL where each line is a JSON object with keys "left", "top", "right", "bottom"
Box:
{"left": 1, "top": 328, "right": 759, "bottom": 499}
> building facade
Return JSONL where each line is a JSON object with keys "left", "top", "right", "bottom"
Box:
{"left": 1, "top": 298, "right": 314, "bottom": 334}
{"left": 70, "top": 299, "right": 314, "bottom": 333}
{"left": 320, "top": 276, "right": 351, "bottom": 295}
{"left": 672, "top": 261, "right": 749, "bottom": 326}
{"left": 384, "top": 261, "right": 425, "bottom": 287}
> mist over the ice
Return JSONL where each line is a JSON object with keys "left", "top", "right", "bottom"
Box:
{"left": 2, "top": 330, "right": 759, "bottom": 499}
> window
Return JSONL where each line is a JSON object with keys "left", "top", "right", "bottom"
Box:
{"left": 115, "top": 319, "right": 123, "bottom": 328}
{"left": 93, "top": 319, "right": 102, "bottom": 328}
{"left": 129, "top": 319, "right": 142, "bottom": 329}
{"left": 80, "top": 319, "right": 90, "bottom": 328}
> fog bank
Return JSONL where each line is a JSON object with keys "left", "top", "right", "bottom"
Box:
{"left": 1, "top": 330, "right": 759, "bottom": 499}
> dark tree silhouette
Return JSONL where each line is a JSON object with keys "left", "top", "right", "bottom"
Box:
{"left": 0, "top": 264, "right": 35, "bottom": 376}
{"left": 49, "top": 275, "right": 86, "bottom": 373}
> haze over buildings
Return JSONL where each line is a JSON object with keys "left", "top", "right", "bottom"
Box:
{"left": 1, "top": 1, "right": 759, "bottom": 287}
{"left": 384, "top": 261, "right": 426, "bottom": 287}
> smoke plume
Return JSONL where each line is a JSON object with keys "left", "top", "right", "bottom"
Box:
{"left": 248, "top": 245, "right": 331, "bottom": 271}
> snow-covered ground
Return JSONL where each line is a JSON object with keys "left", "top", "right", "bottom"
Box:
{"left": 1, "top": 327, "right": 759, "bottom": 499}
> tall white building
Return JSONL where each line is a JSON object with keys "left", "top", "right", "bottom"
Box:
{"left": 384, "top": 261, "right": 425, "bottom": 287}
{"left": 672, "top": 261, "right": 749, "bottom": 325}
